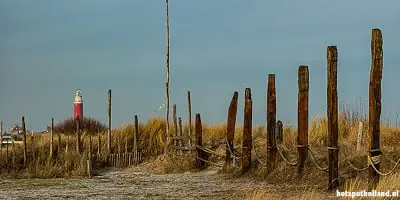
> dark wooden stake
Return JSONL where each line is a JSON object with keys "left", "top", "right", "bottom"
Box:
{"left": 22, "top": 116, "right": 27, "bottom": 166}
{"left": 108, "top": 89, "right": 112, "bottom": 154}
{"left": 178, "top": 117, "right": 183, "bottom": 155}
{"left": 368, "top": 29, "right": 383, "bottom": 189}
{"left": 297, "top": 66, "right": 309, "bottom": 174}
{"left": 50, "top": 118, "right": 54, "bottom": 159}
{"left": 187, "top": 91, "right": 192, "bottom": 147}
{"left": 76, "top": 116, "right": 81, "bottom": 153}
{"left": 195, "top": 113, "right": 206, "bottom": 169}
{"left": 31, "top": 131, "right": 35, "bottom": 163}
{"left": 173, "top": 104, "right": 178, "bottom": 148}
{"left": 225, "top": 91, "right": 238, "bottom": 171}
{"left": 276, "top": 120, "right": 283, "bottom": 144}
{"left": 327, "top": 46, "right": 339, "bottom": 189}
{"left": 133, "top": 115, "right": 139, "bottom": 153}
{"left": 98, "top": 132, "right": 101, "bottom": 156}
{"left": 267, "top": 74, "right": 277, "bottom": 171}
{"left": 242, "top": 88, "right": 253, "bottom": 173}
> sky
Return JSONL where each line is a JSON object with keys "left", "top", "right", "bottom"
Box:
{"left": 0, "top": 0, "right": 399, "bottom": 132}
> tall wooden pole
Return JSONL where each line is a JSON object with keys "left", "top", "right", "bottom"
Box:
{"left": 267, "top": 74, "right": 277, "bottom": 170}
{"left": 187, "top": 91, "right": 192, "bottom": 147}
{"left": 327, "top": 46, "right": 339, "bottom": 189}
{"left": 368, "top": 29, "right": 383, "bottom": 188}
{"left": 173, "top": 104, "right": 178, "bottom": 148}
{"left": 225, "top": 91, "right": 238, "bottom": 171}
{"left": 242, "top": 88, "right": 253, "bottom": 173}
{"left": 0, "top": 121, "right": 2, "bottom": 144}
{"left": 50, "top": 118, "right": 54, "bottom": 159}
{"left": 22, "top": 116, "right": 27, "bottom": 166}
{"left": 297, "top": 66, "right": 309, "bottom": 174}
{"left": 133, "top": 115, "right": 139, "bottom": 153}
{"left": 76, "top": 116, "right": 81, "bottom": 154}
{"left": 195, "top": 113, "right": 205, "bottom": 169}
{"left": 108, "top": 89, "right": 112, "bottom": 154}
{"left": 164, "top": 0, "right": 170, "bottom": 153}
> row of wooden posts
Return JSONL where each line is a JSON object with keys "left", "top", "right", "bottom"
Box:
{"left": 192, "top": 29, "right": 384, "bottom": 190}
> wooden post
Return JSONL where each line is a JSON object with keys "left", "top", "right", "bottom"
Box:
{"left": 6, "top": 137, "right": 9, "bottom": 166}
{"left": 50, "top": 118, "right": 54, "bottom": 159}
{"left": 276, "top": 120, "right": 283, "bottom": 144}
{"left": 0, "top": 121, "right": 2, "bottom": 145}
{"left": 369, "top": 29, "right": 383, "bottom": 188}
{"left": 89, "top": 132, "right": 92, "bottom": 160}
{"left": 225, "top": 91, "right": 238, "bottom": 171}
{"left": 22, "top": 116, "right": 27, "bottom": 166}
{"left": 357, "top": 122, "right": 363, "bottom": 152}
{"left": 57, "top": 119, "right": 61, "bottom": 153}
{"left": 125, "top": 130, "right": 128, "bottom": 154}
{"left": 31, "top": 130, "right": 35, "bottom": 163}
{"left": 187, "top": 91, "right": 192, "bottom": 147}
{"left": 133, "top": 115, "right": 139, "bottom": 153}
{"left": 76, "top": 116, "right": 81, "bottom": 153}
{"left": 242, "top": 88, "right": 253, "bottom": 173}
{"left": 195, "top": 113, "right": 206, "bottom": 169}
{"left": 297, "top": 66, "right": 309, "bottom": 174}
{"left": 108, "top": 89, "right": 112, "bottom": 154}
{"left": 0, "top": 121, "right": 2, "bottom": 158}
{"left": 173, "top": 104, "right": 178, "bottom": 148}
{"left": 97, "top": 133, "right": 101, "bottom": 156}
{"left": 164, "top": 0, "right": 171, "bottom": 153}
{"left": 178, "top": 117, "right": 183, "bottom": 155}
{"left": 267, "top": 74, "right": 277, "bottom": 170}
{"left": 12, "top": 140, "right": 15, "bottom": 168}
{"left": 66, "top": 134, "right": 69, "bottom": 154}
{"left": 327, "top": 46, "right": 339, "bottom": 189}
{"left": 87, "top": 159, "right": 92, "bottom": 178}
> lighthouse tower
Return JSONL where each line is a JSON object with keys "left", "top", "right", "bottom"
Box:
{"left": 74, "top": 89, "right": 83, "bottom": 120}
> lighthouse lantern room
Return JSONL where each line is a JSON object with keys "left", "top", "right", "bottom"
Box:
{"left": 74, "top": 89, "right": 83, "bottom": 120}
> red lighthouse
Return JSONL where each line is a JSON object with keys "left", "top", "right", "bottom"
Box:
{"left": 74, "top": 89, "right": 83, "bottom": 120}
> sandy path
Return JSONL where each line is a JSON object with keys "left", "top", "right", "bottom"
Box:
{"left": 0, "top": 168, "right": 270, "bottom": 200}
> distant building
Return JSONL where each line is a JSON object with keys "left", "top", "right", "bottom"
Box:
{"left": 8, "top": 124, "right": 31, "bottom": 136}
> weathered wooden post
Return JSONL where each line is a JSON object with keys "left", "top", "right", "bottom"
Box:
{"left": 368, "top": 29, "right": 383, "bottom": 188}
{"left": 31, "top": 130, "right": 35, "bottom": 163}
{"left": 327, "top": 46, "right": 339, "bottom": 189}
{"left": 22, "top": 116, "right": 27, "bottom": 166}
{"left": 97, "top": 132, "right": 101, "bottom": 156}
{"left": 0, "top": 121, "right": 2, "bottom": 158}
{"left": 267, "top": 74, "right": 277, "bottom": 171}
{"left": 173, "top": 104, "right": 178, "bottom": 149}
{"left": 195, "top": 113, "right": 206, "bottom": 169}
{"left": 276, "top": 121, "right": 283, "bottom": 145}
{"left": 76, "top": 116, "right": 81, "bottom": 153}
{"left": 242, "top": 88, "right": 253, "bottom": 173}
{"left": 50, "top": 118, "right": 54, "bottom": 159}
{"left": 66, "top": 134, "right": 69, "bottom": 154}
{"left": 187, "top": 91, "right": 192, "bottom": 147}
{"left": 108, "top": 89, "right": 112, "bottom": 154}
{"left": 125, "top": 130, "right": 128, "bottom": 154}
{"left": 297, "top": 66, "right": 309, "bottom": 174}
{"left": 133, "top": 115, "right": 139, "bottom": 153}
{"left": 164, "top": 0, "right": 171, "bottom": 154}
{"left": 57, "top": 119, "right": 61, "bottom": 153}
{"left": 0, "top": 121, "right": 2, "bottom": 145}
{"left": 6, "top": 137, "right": 9, "bottom": 166}
{"left": 225, "top": 91, "right": 238, "bottom": 171}
{"left": 178, "top": 117, "right": 183, "bottom": 155}
{"left": 357, "top": 122, "right": 363, "bottom": 152}
{"left": 12, "top": 140, "right": 15, "bottom": 168}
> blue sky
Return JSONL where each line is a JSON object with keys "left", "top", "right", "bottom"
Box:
{"left": 1, "top": 0, "right": 399, "bottom": 131}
